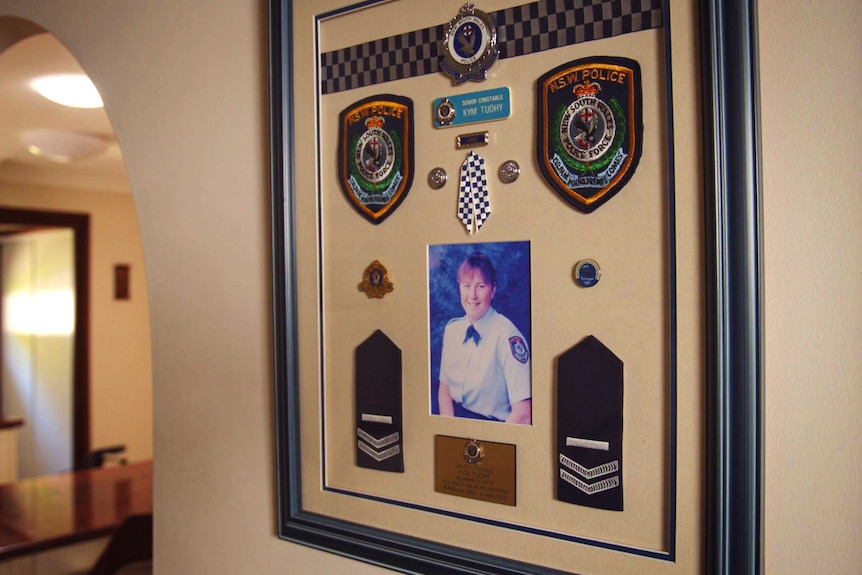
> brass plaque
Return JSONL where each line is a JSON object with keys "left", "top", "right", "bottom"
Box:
{"left": 434, "top": 435, "right": 516, "bottom": 506}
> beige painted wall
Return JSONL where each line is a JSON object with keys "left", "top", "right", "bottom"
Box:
{"left": 759, "top": 0, "right": 862, "bottom": 572}
{"left": 0, "top": 1, "right": 859, "bottom": 574}
{"left": 0, "top": 183, "right": 153, "bottom": 464}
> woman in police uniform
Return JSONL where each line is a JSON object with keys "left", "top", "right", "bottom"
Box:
{"left": 437, "top": 252, "right": 532, "bottom": 425}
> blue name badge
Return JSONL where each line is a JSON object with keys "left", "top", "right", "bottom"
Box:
{"left": 433, "top": 87, "right": 511, "bottom": 128}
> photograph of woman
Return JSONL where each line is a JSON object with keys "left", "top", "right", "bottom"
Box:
{"left": 428, "top": 241, "right": 532, "bottom": 425}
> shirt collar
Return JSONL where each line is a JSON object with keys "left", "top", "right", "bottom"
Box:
{"left": 470, "top": 307, "right": 497, "bottom": 335}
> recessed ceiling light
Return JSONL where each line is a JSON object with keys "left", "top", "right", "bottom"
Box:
{"left": 30, "top": 74, "right": 104, "bottom": 109}
{"left": 20, "top": 129, "right": 109, "bottom": 163}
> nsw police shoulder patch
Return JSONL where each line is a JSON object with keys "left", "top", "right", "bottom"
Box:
{"left": 338, "top": 94, "right": 414, "bottom": 224}
{"left": 509, "top": 335, "right": 529, "bottom": 364}
{"left": 536, "top": 57, "right": 643, "bottom": 213}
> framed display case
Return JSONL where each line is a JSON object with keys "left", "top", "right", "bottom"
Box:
{"left": 269, "top": 0, "right": 762, "bottom": 573}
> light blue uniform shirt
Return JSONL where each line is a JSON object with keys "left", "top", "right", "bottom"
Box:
{"left": 439, "top": 307, "right": 531, "bottom": 421}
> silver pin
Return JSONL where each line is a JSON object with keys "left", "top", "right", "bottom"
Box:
{"left": 499, "top": 160, "right": 520, "bottom": 183}
{"left": 428, "top": 167, "right": 448, "bottom": 189}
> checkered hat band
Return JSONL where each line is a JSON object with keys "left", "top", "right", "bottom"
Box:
{"left": 458, "top": 152, "right": 491, "bottom": 234}
{"left": 471, "top": 155, "right": 490, "bottom": 230}
{"left": 458, "top": 157, "right": 474, "bottom": 230}
{"left": 320, "top": 0, "right": 663, "bottom": 94}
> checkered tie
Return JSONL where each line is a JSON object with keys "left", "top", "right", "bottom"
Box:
{"left": 458, "top": 151, "right": 491, "bottom": 234}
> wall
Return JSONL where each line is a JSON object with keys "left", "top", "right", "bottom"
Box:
{"left": 0, "top": 1, "right": 858, "bottom": 574}
{"left": 0, "top": 183, "right": 153, "bottom": 464}
{"left": 759, "top": 0, "right": 862, "bottom": 572}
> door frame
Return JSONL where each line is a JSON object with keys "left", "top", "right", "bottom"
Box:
{"left": 0, "top": 207, "right": 90, "bottom": 469}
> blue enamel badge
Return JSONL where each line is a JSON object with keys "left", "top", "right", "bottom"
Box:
{"left": 339, "top": 95, "right": 414, "bottom": 224}
{"left": 574, "top": 259, "right": 601, "bottom": 288}
{"left": 536, "top": 57, "right": 643, "bottom": 213}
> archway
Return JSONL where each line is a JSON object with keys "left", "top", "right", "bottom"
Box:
{"left": 0, "top": 25, "right": 152, "bottom": 478}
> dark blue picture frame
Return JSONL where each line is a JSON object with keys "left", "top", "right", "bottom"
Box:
{"left": 269, "top": 0, "right": 763, "bottom": 573}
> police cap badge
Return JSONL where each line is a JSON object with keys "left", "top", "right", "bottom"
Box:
{"left": 440, "top": 3, "right": 498, "bottom": 85}
{"left": 338, "top": 94, "right": 414, "bottom": 224}
{"left": 536, "top": 57, "right": 643, "bottom": 213}
{"left": 358, "top": 260, "right": 394, "bottom": 299}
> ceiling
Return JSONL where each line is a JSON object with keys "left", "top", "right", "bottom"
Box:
{"left": 0, "top": 32, "right": 130, "bottom": 194}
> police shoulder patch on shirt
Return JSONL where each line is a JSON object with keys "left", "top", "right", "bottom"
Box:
{"left": 509, "top": 336, "right": 529, "bottom": 363}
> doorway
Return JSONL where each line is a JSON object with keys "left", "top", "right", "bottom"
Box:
{"left": 0, "top": 207, "right": 89, "bottom": 476}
